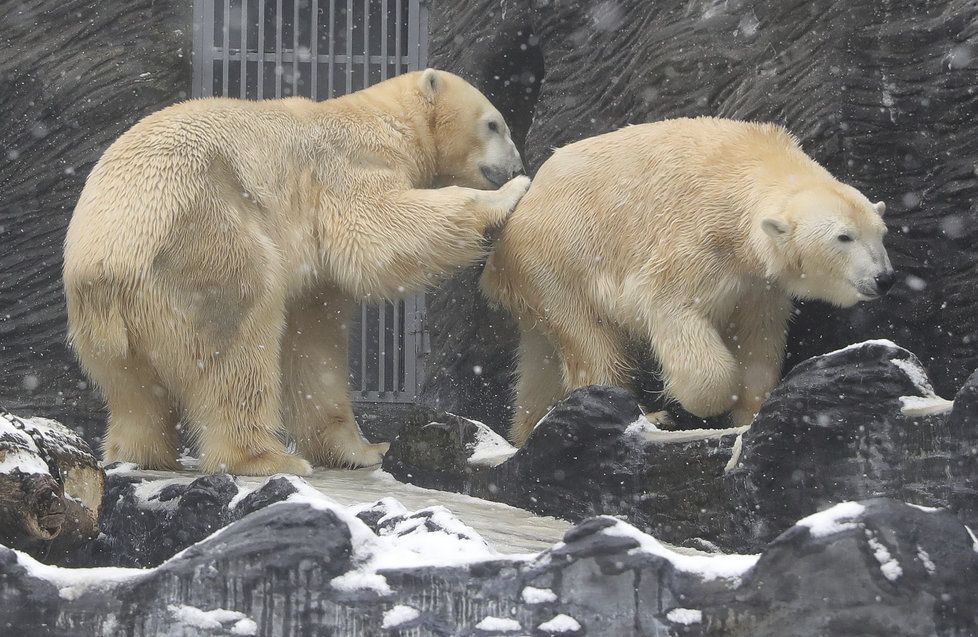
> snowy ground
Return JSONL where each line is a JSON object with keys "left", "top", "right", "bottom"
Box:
{"left": 132, "top": 465, "right": 572, "bottom": 554}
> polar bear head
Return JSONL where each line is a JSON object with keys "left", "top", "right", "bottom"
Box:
{"left": 417, "top": 69, "right": 524, "bottom": 189}
{"left": 762, "top": 182, "right": 894, "bottom": 307}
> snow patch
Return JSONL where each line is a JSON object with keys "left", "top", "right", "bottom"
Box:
{"left": 907, "top": 503, "right": 941, "bottom": 513}
{"left": 667, "top": 608, "right": 703, "bottom": 625}
{"left": 132, "top": 478, "right": 187, "bottom": 511}
{"left": 599, "top": 519, "right": 759, "bottom": 583}
{"left": 474, "top": 616, "right": 522, "bottom": 632}
{"left": 522, "top": 585, "right": 558, "bottom": 604}
{"left": 538, "top": 614, "right": 581, "bottom": 633}
{"left": 796, "top": 501, "right": 865, "bottom": 538}
{"left": 865, "top": 532, "right": 902, "bottom": 581}
{"left": 821, "top": 338, "right": 899, "bottom": 358}
{"left": 169, "top": 605, "right": 253, "bottom": 631}
{"left": 381, "top": 604, "right": 420, "bottom": 629}
{"left": 724, "top": 433, "right": 744, "bottom": 473}
{"left": 14, "top": 548, "right": 144, "bottom": 600}
{"left": 331, "top": 571, "right": 392, "bottom": 595}
{"left": 890, "top": 357, "right": 935, "bottom": 394}
{"left": 461, "top": 417, "right": 517, "bottom": 467}
{"left": 624, "top": 413, "right": 661, "bottom": 436}
{"left": 0, "top": 448, "right": 49, "bottom": 475}
{"left": 104, "top": 462, "right": 139, "bottom": 476}
{"left": 917, "top": 546, "right": 936, "bottom": 574}
{"left": 899, "top": 395, "right": 954, "bottom": 417}
{"left": 966, "top": 526, "right": 978, "bottom": 553}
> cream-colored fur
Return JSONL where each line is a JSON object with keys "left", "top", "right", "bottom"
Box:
{"left": 65, "top": 69, "right": 528, "bottom": 475}
{"left": 482, "top": 117, "right": 893, "bottom": 446}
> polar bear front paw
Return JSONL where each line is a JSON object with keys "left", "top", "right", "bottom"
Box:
{"left": 219, "top": 451, "right": 313, "bottom": 477}
{"left": 483, "top": 175, "right": 531, "bottom": 225}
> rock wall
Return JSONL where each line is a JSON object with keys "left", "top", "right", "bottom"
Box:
{"left": 0, "top": 0, "right": 193, "bottom": 440}
{"left": 423, "top": 0, "right": 978, "bottom": 431}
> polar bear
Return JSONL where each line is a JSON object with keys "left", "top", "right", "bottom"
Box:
{"left": 481, "top": 117, "right": 894, "bottom": 446}
{"left": 64, "top": 69, "right": 528, "bottom": 475}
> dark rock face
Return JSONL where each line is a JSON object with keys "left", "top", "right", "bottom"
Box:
{"left": 390, "top": 341, "right": 978, "bottom": 552}
{"left": 729, "top": 340, "right": 978, "bottom": 544}
{"left": 3, "top": 496, "right": 977, "bottom": 636}
{"left": 0, "top": 1, "right": 193, "bottom": 441}
{"left": 387, "top": 385, "right": 743, "bottom": 547}
{"left": 90, "top": 472, "right": 304, "bottom": 568}
{"left": 423, "top": 0, "right": 978, "bottom": 427}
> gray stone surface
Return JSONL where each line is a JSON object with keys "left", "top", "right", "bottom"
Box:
{"left": 2, "top": 495, "right": 976, "bottom": 636}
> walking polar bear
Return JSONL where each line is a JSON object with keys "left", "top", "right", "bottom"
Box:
{"left": 482, "top": 117, "right": 894, "bottom": 446}
{"left": 65, "top": 69, "right": 528, "bottom": 475}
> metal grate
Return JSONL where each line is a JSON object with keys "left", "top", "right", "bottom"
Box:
{"left": 191, "top": 0, "right": 430, "bottom": 403}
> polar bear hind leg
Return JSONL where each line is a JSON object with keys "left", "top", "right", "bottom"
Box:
{"left": 281, "top": 288, "right": 388, "bottom": 467}
{"left": 92, "top": 355, "right": 181, "bottom": 471}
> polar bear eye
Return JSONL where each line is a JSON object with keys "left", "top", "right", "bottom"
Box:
{"left": 837, "top": 233, "right": 853, "bottom": 243}
{"left": 487, "top": 121, "right": 499, "bottom": 133}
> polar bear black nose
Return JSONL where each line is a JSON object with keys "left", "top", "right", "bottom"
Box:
{"left": 875, "top": 270, "right": 896, "bottom": 294}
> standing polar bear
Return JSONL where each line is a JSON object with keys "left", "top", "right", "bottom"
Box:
{"left": 482, "top": 117, "right": 894, "bottom": 446}
{"left": 65, "top": 69, "right": 528, "bottom": 475}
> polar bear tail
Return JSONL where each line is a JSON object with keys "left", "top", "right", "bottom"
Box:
{"left": 65, "top": 275, "right": 131, "bottom": 362}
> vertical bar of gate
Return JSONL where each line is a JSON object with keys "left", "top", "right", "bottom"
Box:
{"left": 345, "top": 0, "right": 353, "bottom": 93}
{"left": 394, "top": 0, "right": 402, "bottom": 74}
{"left": 360, "top": 305, "right": 368, "bottom": 393}
{"left": 222, "top": 0, "right": 231, "bottom": 95}
{"left": 192, "top": 0, "right": 204, "bottom": 97}
{"left": 310, "top": 0, "right": 319, "bottom": 99}
{"left": 417, "top": 0, "right": 428, "bottom": 67}
{"left": 327, "top": 0, "right": 336, "bottom": 97}
{"left": 362, "top": 0, "right": 369, "bottom": 87}
{"left": 380, "top": 0, "right": 387, "bottom": 80}
{"left": 403, "top": 296, "right": 417, "bottom": 397}
{"left": 293, "top": 0, "right": 300, "bottom": 96}
{"left": 275, "top": 0, "right": 283, "bottom": 97}
{"left": 406, "top": 0, "right": 418, "bottom": 71}
{"left": 378, "top": 303, "right": 386, "bottom": 394}
{"left": 257, "top": 0, "right": 265, "bottom": 98}
{"left": 203, "top": 0, "right": 216, "bottom": 96}
{"left": 240, "top": 0, "right": 248, "bottom": 98}
{"left": 392, "top": 299, "right": 400, "bottom": 392}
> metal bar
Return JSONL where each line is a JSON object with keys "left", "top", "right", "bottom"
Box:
{"left": 394, "top": 0, "right": 401, "bottom": 75}
{"left": 222, "top": 0, "right": 231, "bottom": 95}
{"left": 417, "top": 0, "right": 428, "bottom": 67}
{"left": 392, "top": 299, "right": 400, "bottom": 392}
{"left": 378, "top": 302, "right": 386, "bottom": 393}
{"left": 403, "top": 296, "right": 417, "bottom": 397}
{"left": 380, "top": 0, "right": 387, "bottom": 80}
{"left": 257, "top": 0, "right": 265, "bottom": 98}
{"left": 310, "top": 0, "right": 319, "bottom": 99}
{"left": 362, "top": 0, "right": 369, "bottom": 87}
{"left": 345, "top": 0, "right": 353, "bottom": 93}
{"left": 240, "top": 0, "right": 248, "bottom": 98}
{"left": 293, "top": 0, "right": 300, "bottom": 95}
{"left": 204, "top": 0, "right": 216, "bottom": 95}
{"left": 360, "top": 304, "right": 368, "bottom": 392}
{"left": 406, "top": 0, "right": 418, "bottom": 71}
{"left": 275, "top": 0, "right": 283, "bottom": 97}
{"left": 327, "top": 0, "right": 335, "bottom": 97}
{"left": 192, "top": 0, "right": 204, "bottom": 97}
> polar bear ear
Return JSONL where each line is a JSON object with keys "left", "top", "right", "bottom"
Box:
{"left": 419, "top": 68, "right": 440, "bottom": 97}
{"left": 873, "top": 200, "right": 886, "bottom": 216}
{"left": 761, "top": 217, "right": 792, "bottom": 240}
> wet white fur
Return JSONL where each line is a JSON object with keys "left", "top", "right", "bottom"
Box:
{"left": 482, "top": 117, "right": 890, "bottom": 445}
{"left": 64, "top": 70, "right": 528, "bottom": 475}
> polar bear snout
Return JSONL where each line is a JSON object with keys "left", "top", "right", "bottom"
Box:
{"left": 873, "top": 269, "right": 897, "bottom": 295}
{"left": 480, "top": 161, "right": 525, "bottom": 188}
